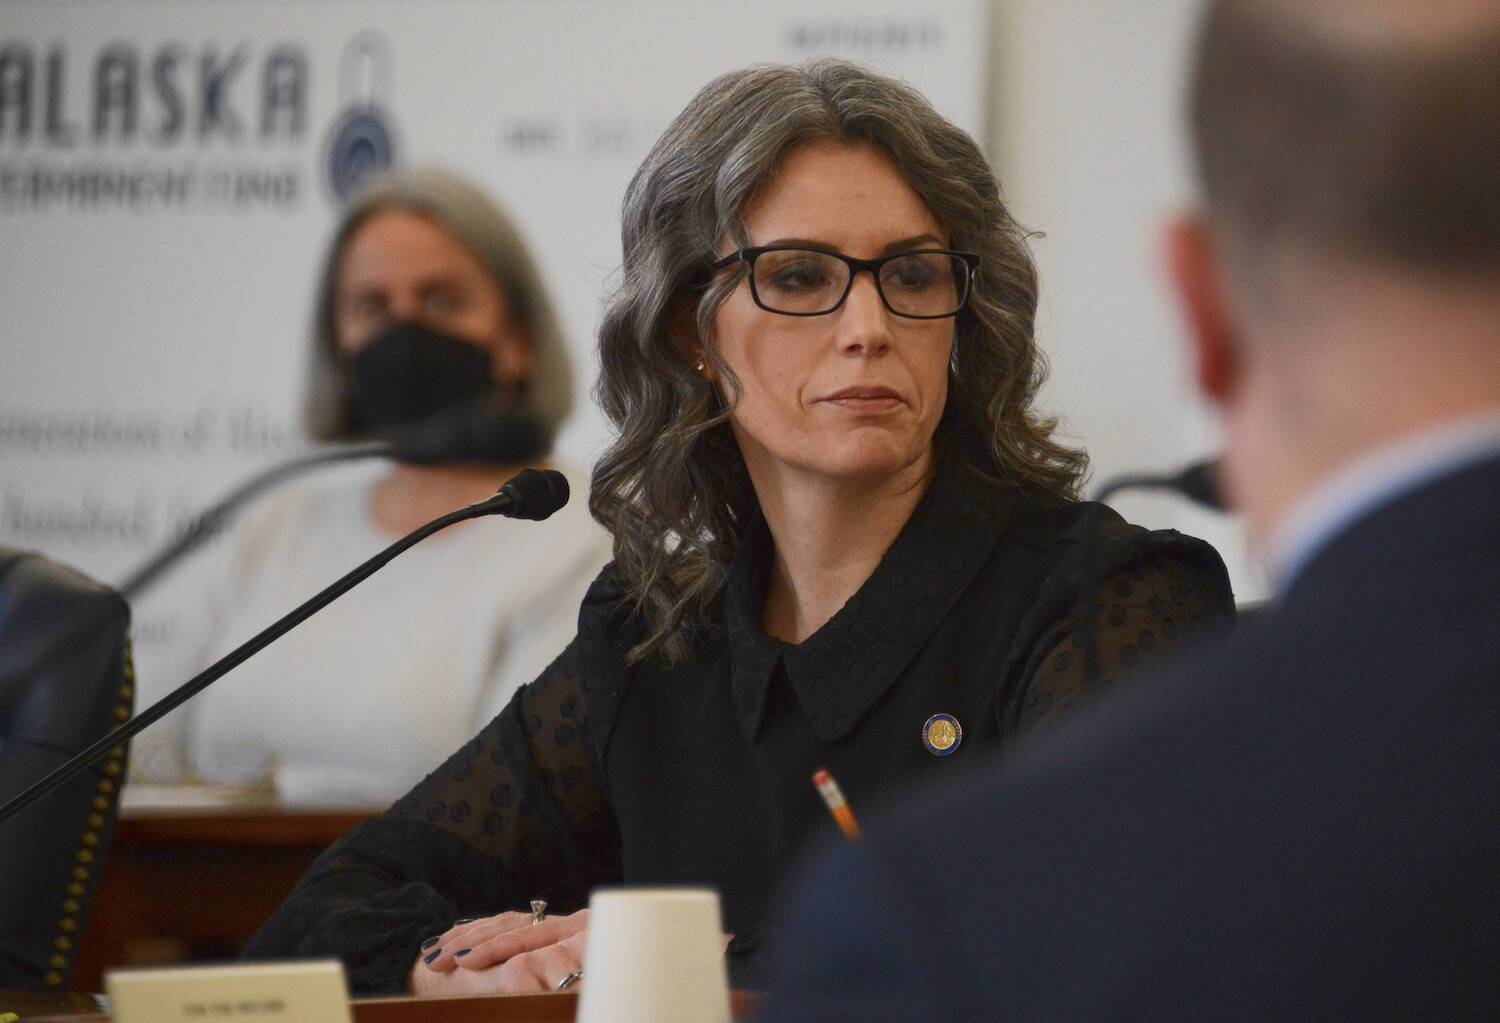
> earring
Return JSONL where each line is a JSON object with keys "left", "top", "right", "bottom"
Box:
{"left": 694, "top": 358, "right": 706, "bottom": 373}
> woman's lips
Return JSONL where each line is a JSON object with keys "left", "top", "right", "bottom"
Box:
{"left": 820, "top": 387, "right": 905, "bottom": 413}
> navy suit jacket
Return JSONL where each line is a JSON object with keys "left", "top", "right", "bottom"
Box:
{"left": 764, "top": 452, "right": 1500, "bottom": 1021}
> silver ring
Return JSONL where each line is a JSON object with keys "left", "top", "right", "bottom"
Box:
{"left": 557, "top": 968, "right": 583, "bottom": 991}
{"left": 530, "top": 899, "right": 547, "bottom": 925}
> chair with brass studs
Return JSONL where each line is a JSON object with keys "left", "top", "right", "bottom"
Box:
{"left": 0, "top": 547, "right": 133, "bottom": 990}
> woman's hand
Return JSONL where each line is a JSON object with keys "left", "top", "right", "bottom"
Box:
{"left": 407, "top": 910, "right": 738, "bottom": 996}
{"left": 410, "top": 909, "right": 590, "bottom": 995}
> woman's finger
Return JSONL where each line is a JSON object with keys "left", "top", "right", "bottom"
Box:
{"left": 427, "top": 920, "right": 561, "bottom": 973}
{"left": 491, "top": 941, "right": 583, "bottom": 995}
{"left": 424, "top": 908, "right": 583, "bottom": 972}
{"left": 547, "top": 930, "right": 589, "bottom": 992}
{"left": 417, "top": 911, "right": 524, "bottom": 972}
{"left": 443, "top": 910, "right": 532, "bottom": 948}
{"left": 453, "top": 911, "right": 588, "bottom": 971}
{"left": 410, "top": 956, "right": 512, "bottom": 998}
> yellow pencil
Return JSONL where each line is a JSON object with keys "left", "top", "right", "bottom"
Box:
{"left": 811, "top": 767, "right": 861, "bottom": 841}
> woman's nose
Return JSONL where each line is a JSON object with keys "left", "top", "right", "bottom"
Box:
{"left": 834, "top": 272, "right": 894, "bottom": 355}
{"left": 387, "top": 289, "right": 423, "bottom": 323}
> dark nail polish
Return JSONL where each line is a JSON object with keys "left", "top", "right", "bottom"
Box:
{"left": 423, "top": 948, "right": 442, "bottom": 965}
{"left": 454, "top": 949, "right": 471, "bottom": 958}
{"left": 420, "top": 936, "right": 440, "bottom": 950}
{"left": 454, "top": 918, "right": 475, "bottom": 925}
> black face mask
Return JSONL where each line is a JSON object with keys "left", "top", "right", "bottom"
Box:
{"left": 346, "top": 321, "right": 497, "bottom": 432}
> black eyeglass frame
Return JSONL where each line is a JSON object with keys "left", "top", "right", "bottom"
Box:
{"left": 710, "top": 245, "right": 982, "bottom": 320}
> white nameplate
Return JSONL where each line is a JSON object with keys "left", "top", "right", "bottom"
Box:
{"left": 106, "top": 960, "right": 352, "bottom": 1023}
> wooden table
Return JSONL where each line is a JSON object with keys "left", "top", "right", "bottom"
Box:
{"left": 72, "top": 809, "right": 370, "bottom": 992}
{"left": 5, "top": 989, "right": 761, "bottom": 1021}
{"left": 61, "top": 806, "right": 762, "bottom": 1019}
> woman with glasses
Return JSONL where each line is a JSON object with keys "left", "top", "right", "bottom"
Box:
{"left": 246, "top": 59, "right": 1233, "bottom": 995}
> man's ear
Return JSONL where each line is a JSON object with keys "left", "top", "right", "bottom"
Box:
{"left": 1164, "top": 214, "right": 1238, "bottom": 404}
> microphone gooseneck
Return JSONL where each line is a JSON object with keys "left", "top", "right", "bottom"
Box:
{"left": 0, "top": 468, "right": 570, "bottom": 829}
{"left": 121, "top": 403, "right": 547, "bottom": 602}
{"left": 119, "top": 444, "right": 390, "bottom": 601}
{"left": 1092, "top": 458, "right": 1225, "bottom": 511}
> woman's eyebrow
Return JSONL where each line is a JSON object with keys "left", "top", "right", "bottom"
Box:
{"left": 335, "top": 281, "right": 384, "bottom": 305}
{"left": 755, "top": 237, "right": 837, "bottom": 252}
{"left": 413, "top": 271, "right": 470, "bottom": 293}
{"left": 753, "top": 234, "right": 947, "bottom": 255}
{"left": 878, "top": 233, "right": 945, "bottom": 254}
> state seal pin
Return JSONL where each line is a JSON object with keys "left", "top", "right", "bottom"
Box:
{"left": 922, "top": 713, "right": 962, "bottom": 757}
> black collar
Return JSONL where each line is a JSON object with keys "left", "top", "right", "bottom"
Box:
{"left": 724, "top": 456, "right": 1016, "bottom": 742}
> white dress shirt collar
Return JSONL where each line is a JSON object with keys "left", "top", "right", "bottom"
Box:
{"left": 1268, "top": 406, "right": 1500, "bottom": 591}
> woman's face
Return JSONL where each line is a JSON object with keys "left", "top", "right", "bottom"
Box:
{"left": 711, "top": 141, "right": 954, "bottom": 488}
{"left": 333, "top": 208, "right": 531, "bottom": 385}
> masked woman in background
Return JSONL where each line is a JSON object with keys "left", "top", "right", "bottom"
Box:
{"left": 129, "top": 168, "right": 610, "bottom": 808}
{"left": 247, "top": 62, "right": 1233, "bottom": 991}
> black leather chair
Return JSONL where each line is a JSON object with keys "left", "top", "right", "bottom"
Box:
{"left": 0, "top": 547, "right": 133, "bottom": 990}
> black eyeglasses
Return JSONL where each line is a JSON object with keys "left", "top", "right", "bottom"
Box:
{"left": 711, "top": 246, "right": 980, "bottom": 319}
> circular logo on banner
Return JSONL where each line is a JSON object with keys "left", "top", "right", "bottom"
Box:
{"left": 325, "top": 32, "right": 400, "bottom": 204}
{"left": 324, "top": 104, "right": 397, "bottom": 203}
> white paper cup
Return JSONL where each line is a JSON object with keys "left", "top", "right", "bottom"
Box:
{"left": 575, "top": 887, "right": 731, "bottom": 1023}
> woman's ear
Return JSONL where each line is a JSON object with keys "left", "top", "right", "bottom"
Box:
{"left": 671, "top": 303, "right": 716, "bottom": 382}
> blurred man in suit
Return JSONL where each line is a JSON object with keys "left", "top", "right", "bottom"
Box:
{"left": 764, "top": 1, "right": 1500, "bottom": 1018}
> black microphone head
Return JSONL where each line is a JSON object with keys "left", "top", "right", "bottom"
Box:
{"left": 1091, "top": 457, "right": 1225, "bottom": 511}
{"left": 1173, "top": 460, "right": 1224, "bottom": 511}
{"left": 496, "top": 468, "right": 569, "bottom": 520}
{"left": 381, "top": 400, "right": 547, "bottom": 465}
{"left": 461, "top": 412, "right": 546, "bottom": 464}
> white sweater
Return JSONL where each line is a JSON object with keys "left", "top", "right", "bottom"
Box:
{"left": 127, "top": 460, "right": 611, "bottom": 808}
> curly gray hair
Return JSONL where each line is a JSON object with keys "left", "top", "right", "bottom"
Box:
{"left": 591, "top": 59, "right": 1087, "bottom": 664}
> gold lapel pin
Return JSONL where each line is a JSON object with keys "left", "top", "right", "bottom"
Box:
{"left": 922, "top": 713, "right": 962, "bottom": 756}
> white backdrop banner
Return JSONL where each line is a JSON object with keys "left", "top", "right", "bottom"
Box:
{"left": 0, "top": 0, "right": 986, "bottom": 660}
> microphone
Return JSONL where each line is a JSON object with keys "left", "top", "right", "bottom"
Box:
{"left": 493, "top": 464, "right": 569, "bottom": 520}
{"left": 0, "top": 468, "right": 570, "bottom": 828}
{"left": 380, "top": 402, "right": 546, "bottom": 466}
{"left": 119, "top": 404, "right": 548, "bottom": 601}
{"left": 118, "top": 444, "right": 387, "bottom": 600}
{"left": 1092, "top": 458, "right": 1225, "bottom": 511}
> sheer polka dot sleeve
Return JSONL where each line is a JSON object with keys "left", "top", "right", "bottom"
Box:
{"left": 243, "top": 576, "right": 627, "bottom": 995}
{"left": 1010, "top": 543, "right": 1235, "bottom": 736}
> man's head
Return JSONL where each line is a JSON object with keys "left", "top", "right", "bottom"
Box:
{"left": 1168, "top": 0, "right": 1500, "bottom": 542}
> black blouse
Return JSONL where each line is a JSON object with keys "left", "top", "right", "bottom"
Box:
{"left": 244, "top": 458, "right": 1233, "bottom": 992}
